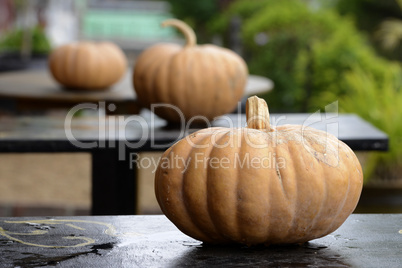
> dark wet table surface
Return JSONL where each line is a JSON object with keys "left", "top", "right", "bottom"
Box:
{"left": 0, "top": 214, "right": 401, "bottom": 267}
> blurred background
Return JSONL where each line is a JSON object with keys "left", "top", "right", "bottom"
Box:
{"left": 0, "top": 0, "right": 401, "bottom": 216}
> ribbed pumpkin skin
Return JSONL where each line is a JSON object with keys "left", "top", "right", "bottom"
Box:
{"left": 48, "top": 42, "right": 126, "bottom": 90}
{"left": 155, "top": 126, "right": 363, "bottom": 246}
{"left": 133, "top": 43, "right": 248, "bottom": 122}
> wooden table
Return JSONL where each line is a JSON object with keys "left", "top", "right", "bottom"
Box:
{"left": 0, "top": 214, "right": 400, "bottom": 267}
{"left": 0, "top": 69, "right": 274, "bottom": 114}
{"left": 0, "top": 111, "right": 388, "bottom": 215}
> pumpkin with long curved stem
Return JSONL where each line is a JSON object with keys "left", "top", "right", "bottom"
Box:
{"left": 155, "top": 96, "right": 363, "bottom": 246}
{"left": 48, "top": 41, "right": 126, "bottom": 90}
{"left": 133, "top": 19, "right": 248, "bottom": 123}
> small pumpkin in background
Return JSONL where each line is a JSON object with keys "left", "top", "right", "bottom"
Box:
{"left": 48, "top": 41, "right": 126, "bottom": 90}
{"left": 155, "top": 96, "right": 363, "bottom": 246}
{"left": 133, "top": 19, "right": 248, "bottom": 123}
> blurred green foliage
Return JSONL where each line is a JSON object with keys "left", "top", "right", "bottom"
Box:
{"left": 0, "top": 26, "right": 51, "bottom": 55}
{"left": 165, "top": 0, "right": 219, "bottom": 43}
{"left": 340, "top": 65, "right": 402, "bottom": 182}
{"left": 336, "top": 0, "right": 402, "bottom": 61}
{"left": 336, "top": 0, "right": 401, "bottom": 31}
{"left": 209, "top": 0, "right": 397, "bottom": 113}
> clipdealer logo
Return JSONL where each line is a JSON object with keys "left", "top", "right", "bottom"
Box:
{"left": 64, "top": 101, "right": 340, "bottom": 168}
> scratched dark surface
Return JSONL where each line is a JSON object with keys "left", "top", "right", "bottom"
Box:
{"left": 0, "top": 214, "right": 401, "bottom": 267}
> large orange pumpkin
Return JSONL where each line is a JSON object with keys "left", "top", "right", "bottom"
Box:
{"left": 133, "top": 19, "right": 248, "bottom": 123}
{"left": 48, "top": 41, "right": 126, "bottom": 90}
{"left": 155, "top": 96, "right": 363, "bottom": 246}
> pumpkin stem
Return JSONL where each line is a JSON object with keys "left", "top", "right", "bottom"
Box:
{"left": 246, "top": 96, "right": 273, "bottom": 131}
{"left": 161, "top": 19, "right": 197, "bottom": 47}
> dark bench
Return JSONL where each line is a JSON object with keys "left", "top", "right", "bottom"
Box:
{"left": 0, "top": 110, "right": 388, "bottom": 215}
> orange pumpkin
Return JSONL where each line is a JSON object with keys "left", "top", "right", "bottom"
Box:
{"left": 133, "top": 19, "right": 248, "bottom": 123}
{"left": 155, "top": 96, "right": 363, "bottom": 246}
{"left": 48, "top": 41, "right": 126, "bottom": 90}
